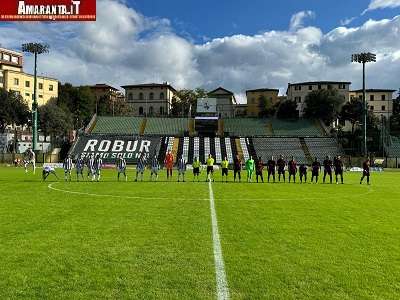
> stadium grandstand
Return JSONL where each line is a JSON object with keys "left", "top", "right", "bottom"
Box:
{"left": 70, "top": 113, "right": 343, "bottom": 165}
{"left": 387, "top": 136, "right": 400, "bottom": 157}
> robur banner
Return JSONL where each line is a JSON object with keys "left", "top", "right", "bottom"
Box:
{"left": 0, "top": 0, "right": 96, "bottom": 21}
{"left": 70, "top": 135, "right": 162, "bottom": 163}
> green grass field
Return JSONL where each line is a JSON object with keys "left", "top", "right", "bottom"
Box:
{"left": 1, "top": 166, "right": 400, "bottom": 299}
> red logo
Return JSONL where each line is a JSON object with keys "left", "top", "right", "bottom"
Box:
{"left": 0, "top": 0, "right": 96, "bottom": 21}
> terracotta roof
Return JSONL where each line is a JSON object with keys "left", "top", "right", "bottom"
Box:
{"left": 90, "top": 83, "right": 119, "bottom": 91}
{"left": 246, "top": 88, "right": 279, "bottom": 94}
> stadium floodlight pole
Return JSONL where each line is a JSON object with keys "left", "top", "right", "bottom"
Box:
{"left": 22, "top": 42, "right": 49, "bottom": 151}
{"left": 351, "top": 52, "right": 376, "bottom": 156}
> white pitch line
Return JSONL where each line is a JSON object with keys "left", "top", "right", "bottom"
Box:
{"left": 208, "top": 181, "right": 230, "bottom": 300}
{"left": 47, "top": 182, "right": 208, "bottom": 201}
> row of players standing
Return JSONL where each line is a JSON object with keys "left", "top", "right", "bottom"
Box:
{"left": 226, "top": 154, "right": 346, "bottom": 184}
{"left": 55, "top": 151, "right": 371, "bottom": 185}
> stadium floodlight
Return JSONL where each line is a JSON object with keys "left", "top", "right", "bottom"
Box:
{"left": 351, "top": 52, "right": 376, "bottom": 156}
{"left": 22, "top": 43, "right": 49, "bottom": 151}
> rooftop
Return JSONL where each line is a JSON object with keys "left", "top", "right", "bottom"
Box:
{"left": 121, "top": 83, "right": 177, "bottom": 93}
{"left": 90, "top": 83, "right": 120, "bottom": 91}
{"left": 0, "top": 47, "right": 23, "bottom": 57}
{"left": 246, "top": 88, "right": 279, "bottom": 94}
{"left": 289, "top": 81, "right": 351, "bottom": 86}
{"left": 350, "top": 89, "right": 396, "bottom": 93}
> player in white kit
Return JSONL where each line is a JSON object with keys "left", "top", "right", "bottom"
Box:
{"left": 63, "top": 155, "right": 73, "bottom": 182}
{"left": 24, "top": 148, "right": 36, "bottom": 174}
{"left": 177, "top": 156, "right": 187, "bottom": 182}
{"left": 75, "top": 154, "right": 85, "bottom": 181}
{"left": 42, "top": 166, "right": 59, "bottom": 181}
{"left": 94, "top": 154, "right": 103, "bottom": 182}
{"left": 86, "top": 154, "right": 95, "bottom": 181}
{"left": 150, "top": 155, "right": 160, "bottom": 181}
{"left": 116, "top": 154, "right": 127, "bottom": 181}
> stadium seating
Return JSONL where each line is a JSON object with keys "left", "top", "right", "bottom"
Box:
{"left": 225, "top": 138, "right": 234, "bottom": 163}
{"left": 182, "top": 137, "right": 189, "bottom": 162}
{"left": 304, "top": 138, "right": 343, "bottom": 161}
{"left": 91, "top": 116, "right": 324, "bottom": 137}
{"left": 144, "top": 118, "right": 189, "bottom": 135}
{"left": 193, "top": 137, "right": 200, "bottom": 161}
{"left": 271, "top": 119, "right": 323, "bottom": 136}
{"left": 239, "top": 138, "right": 251, "bottom": 161}
{"left": 387, "top": 136, "right": 400, "bottom": 157}
{"left": 215, "top": 138, "right": 222, "bottom": 163}
{"left": 224, "top": 118, "right": 268, "bottom": 136}
{"left": 252, "top": 137, "right": 307, "bottom": 164}
{"left": 224, "top": 118, "right": 323, "bottom": 137}
{"left": 92, "top": 116, "right": 143, "bottom": 134}
{"left": 204, "top": 137, "right": 211, "bottom": 157}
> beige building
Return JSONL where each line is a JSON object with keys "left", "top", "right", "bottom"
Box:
{"left": 90, "top": 83, "right": 120, "bottom": 102}
{"left": 208, "top": 87, "right": 236, "bottom": 118}
{"left": 0, "top": 47, "right": 58, "bottom": 108}
{"left": 246, "top": 88, "right": 279, "bottom": 117}
{"left": 121, "top": 83, "right": 177, "bottom": 116}
{"left": 287, "top": 81, "right": 351, "bottom": 117}
{"left": 349, "top": 89, "right": 395, "bottom": 119}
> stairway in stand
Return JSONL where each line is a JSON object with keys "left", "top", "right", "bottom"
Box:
{"left": 299, "top": 137, "right": 312, "bottom": 164}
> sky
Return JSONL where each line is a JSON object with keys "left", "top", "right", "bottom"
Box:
{"left": 0, "top": 0, "right": 400, "bottom": 102}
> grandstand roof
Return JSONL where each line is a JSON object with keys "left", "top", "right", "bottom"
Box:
{"left": 288, "top": 81, "right": 351, "bottom": 86}
{"left": 246, "top": 88, "right": 279, "bottom": 93}
{"left": 121, "top": 83, "right": 177, "bottom": 93}
{"left": 350, "top": 89, "right": 396, "bottom": 93}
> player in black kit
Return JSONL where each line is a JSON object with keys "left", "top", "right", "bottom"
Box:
{"left": 311, "top": 158, "right": 321, "bottom": 183}
{"left": 360, "top": 158, "right": 371, "bottom": 185}
{"left": 277, "top": 155, "right": 286, "bottom": 183}
{"left": 323, "top": 156, "right": 333, "bottom": 184}
{"left": 299, "top": 163, "right": 307, "bottom": 183}
{"left": 267, "top": 156, "right": 276, "bottom": 183}
{"left": 334, "top": 155, "right": 344, "bottom": 184}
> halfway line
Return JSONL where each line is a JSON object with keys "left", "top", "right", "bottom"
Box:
{"left": 208, "top": 181, "right": 230, "bottom": 300}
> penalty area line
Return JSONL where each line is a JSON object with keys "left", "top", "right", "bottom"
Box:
{"left": 47, "top": 182, "right": 208, "bottom": 201}
{"left": 208, "top": 181, "right": 230, "bottom": 300}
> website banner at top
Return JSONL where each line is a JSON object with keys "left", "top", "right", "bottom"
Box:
{"left": 0, "top": 0, "right": 96, "bottom": 21}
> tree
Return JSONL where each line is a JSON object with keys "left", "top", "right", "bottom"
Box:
{"left": 340, "top": 98, "right": 363, "bottom": 133}
{"left": 257, "top": 95, "right": 274, "bottom": 117}
{"left": 276, "top": 100, "right": 298, "bottom": 119}
{"left": 0, "top": 88, "right": 30, "bottom": 133}
{"left": 38, "top": 99, "right": 73, "bottom": 142}
{"left": 393, "top": 89, "right": 400, "bottom": 115}
{"left": 57, "top": 83, "right": 96, "bottom": 128}
{"left": 172, "top": 88, "right": 208, "bottom": 117}
{"left": 304, "top": 89, "right": 345, "bottom": 123}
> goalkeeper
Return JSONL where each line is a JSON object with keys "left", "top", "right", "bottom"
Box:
{"left": 245, "top": 156, "right": 255, "bottom": 183}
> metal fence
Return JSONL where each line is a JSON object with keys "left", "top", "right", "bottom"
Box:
{"left": 0, "top": 153, "right": 60, "bottom": 164}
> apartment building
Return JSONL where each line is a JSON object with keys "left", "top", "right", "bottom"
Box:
{"left": 287, "top": 81, "right": 351, "bottom": 116}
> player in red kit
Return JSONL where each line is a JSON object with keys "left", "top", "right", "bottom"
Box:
{"left": 164, "top": 150, "right": 174, "bottom": 181}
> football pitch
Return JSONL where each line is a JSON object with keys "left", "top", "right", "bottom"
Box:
{"left": 1, "top": 166, "right": 400, "bottom": 299}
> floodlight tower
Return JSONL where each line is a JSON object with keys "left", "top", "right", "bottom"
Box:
{"left": 22, "top": 43, "right": 49, "bottom": 151}
{"left": 351, "top": 52, "right": 376, "bottom": 156}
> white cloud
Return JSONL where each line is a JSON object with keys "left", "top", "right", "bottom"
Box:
{"left": 1, "top": 0, "right": 400, "bottom": 102}
{"left": 363, "top": 0, "right": 400, "bottom": 14}
{"left": 340, "top": 17, "right": 356, "bottom": 26}
{"left": 289, "top": 10, "right": 316, "bottom": 31}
